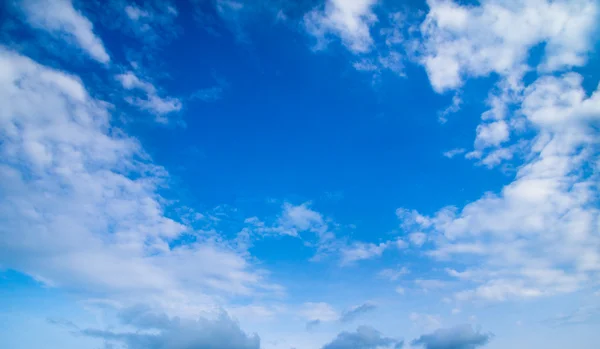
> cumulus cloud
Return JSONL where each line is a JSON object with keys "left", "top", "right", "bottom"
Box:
{"left": 411, "top": 325, "right": 491, "bottom": 349}
{"left": 400, "top": 71, "right": 600, "bottom": 301}
{"left": 304, "top": 0, "right": 378, "bottom": 53}
{"left": 340, "top": 302, "right": 377, "bottom": 323}
{"left": 0, "top": 47, "right": 278, "bottom": 316}
{"left": 19, "top": 0, "right": 110, "bottom": 63}
{"left": 82, "top": 307, "right": 260, "bottom": 349}
{"left": 409, "top": 232, "right": 427, "bottom": 247}
{"left": 418, "top": 0, "right": 598, "bottom": 92}
{"left": 116, "top": 71, "right": 182, "bottom": 121}
{"left": 322, "top": 326, "right": 403, "bottom": 349}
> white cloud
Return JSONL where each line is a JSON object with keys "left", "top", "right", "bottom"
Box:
{"left": 442, "top": 148, "right": 465, "bottom": 159}
{"left": 378, "top": 266, "right": 410, "bottom": 281}
{"left": 340, "top": 238, "right": 407, "bottom": 265}
{"left": 395, "top": 286, "right": 405, "bottom": 295}
{"left": 276, "top": 202, "right": 328, "bottom": 237}
{"left": 20, "top": 0, "right": 110, "bottom": 63}
{"left": 122, "top": 2, "right": 179, "bottom": 43}
{"left": 304, "top": 0, "right": 378, "bottom": 53}
{"left": 299, "top": 302, "right": 338, "bottom": 322}
{"left": 0, "top": 48, "right": 278, "bottom": 317}
{"left": 402, "top": 71, "right": 600, "bottom": 301}
{"left": 414, "top": 279, "right": 448, "bottom": 292}
{"left": 116, "top": 71, "right": 182, "bottom": 121}
{"left": 438, "top": 93, "right": 462, "bottom": 123}
{"left": 409, "top": 232, "right": 427, "bottom": 247}
{"left": 409, "top": 312, "right": 442, "bottom": 332}
{"left": 418, "top": 0, "right": 598, "bottom": 92}
{"left": 474, "top": 120, "right": 509, "bottom": 149}
{"left": 340, "top": 241, "right": 388, "bottom": 265}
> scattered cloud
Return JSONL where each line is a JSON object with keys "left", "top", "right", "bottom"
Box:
{"left": 306, "top": 319, "right": 321, "bottom": 331}
{"left": 300, "top": 302, "right": 339, "bottom": 323}
{"left": 409, "top": 232, "right": 427, "bottom": 247}
{"left": 0, "top": 48, "right": 278, "bottom": 317}
{"left": 304, "top": 0, "right": 378, "bottom": 53}
{"left": 19, "top": 0, "right": 110, "bottom": 63}
{"left": 414, "top": 279, "right": 448, "bottom": 292}
{"left": 82, "top": 308, "right": 260, "bottom": 349}
{"left": 410, "top": 313, "right": 442, "bottom": 332}
{"left": 411, "top": 324, "right": 492, "bottom": 349}
{"left": 400, "top": 70, "right": 600, "bottom": 302}
{"left": 378, "top": 266, "right": 410, "bottom": 281}
{"left": 116, "top": 71, "right": 182, "bottom": 121}
{"left": 340, "top": 302, "right": 377, "bottom": 323}
{"left": 438, "top": 93, "right": 462, "bottom": 123}
{"left": 122, "top": 1, "right": 180, "bottom": 43}
{"left": 417, "top": 0, "right": 597, "bottom": 92}
{"left": 322, "top": 326, "right": 403, "bottom": 349}
{"left": 544, "top": 305, "right": 600, "bottom": 327}
{"left": 442, "top": 148, "right": 466, "bottom": 159}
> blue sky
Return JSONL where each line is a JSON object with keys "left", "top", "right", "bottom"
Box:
{"left": 1, "top": 0, "right": 600, "bottom": 348}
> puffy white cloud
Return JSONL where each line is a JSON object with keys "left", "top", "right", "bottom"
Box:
{"left": 116, "top": 71, "right": 182, "bottom": 121}
{"left": 474, "top": 120, "right": 509, "bottom": 149}
{"left": 401, "top": 71, "right": 600, "bottom": 301}
{"left": 0, "top": 48, "right": 278, "bottom": 316}
{"left": 304, "top": 0, "right": 378, "bottom": 54}
{"left": 19, "top": 0, "right": 110, "bottom": 63}
{"left": 418, "top": 0, "right": 598, "bottom": 92}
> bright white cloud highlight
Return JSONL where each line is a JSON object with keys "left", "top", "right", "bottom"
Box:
{"left": 419, "top": 0, "right": 598, "bottom": 92}
{"left": 304, "top": 0, "right": 378, "bottom": 53}
{"left": 0, "top": 48, "right": 277, "bottom": 317}
{"left": 20, "top": 0, "right": 110, "bottom": 63}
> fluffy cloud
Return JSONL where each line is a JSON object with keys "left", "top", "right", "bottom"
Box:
{"left": 402, "top": 72, "right": 600, "bottom": 301}
{"left": 116, "top": 71, "right": 182, "bottom": 121}
{"left": 304, "top": 0, "right": 378, "bottom": 53}
{"left": 19, "top": 0, "right": 110, "bottom": 63}
{"left": 411, "top": 325, "right": 491, "bottom": 349}
{"left": 322, "top": 326, "right": 403, "bottom": 349}
{"left": 0, "top": 48, "right": 277, "bottom": 316}
{"left": 82, "top": 307, "right": 260, "bottom": 349}
{"left": 418, "top": 0, "right": 598, "bottom": 92}
{"left": 339, "top": 302, "right": 377, "bottom": 323}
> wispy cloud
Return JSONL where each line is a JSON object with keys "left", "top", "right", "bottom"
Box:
{"left": 19, "top": 0, "right": 110, "bottom": 63}
{"left": 116, "top": 71, "right": 182, "bottom": 122}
